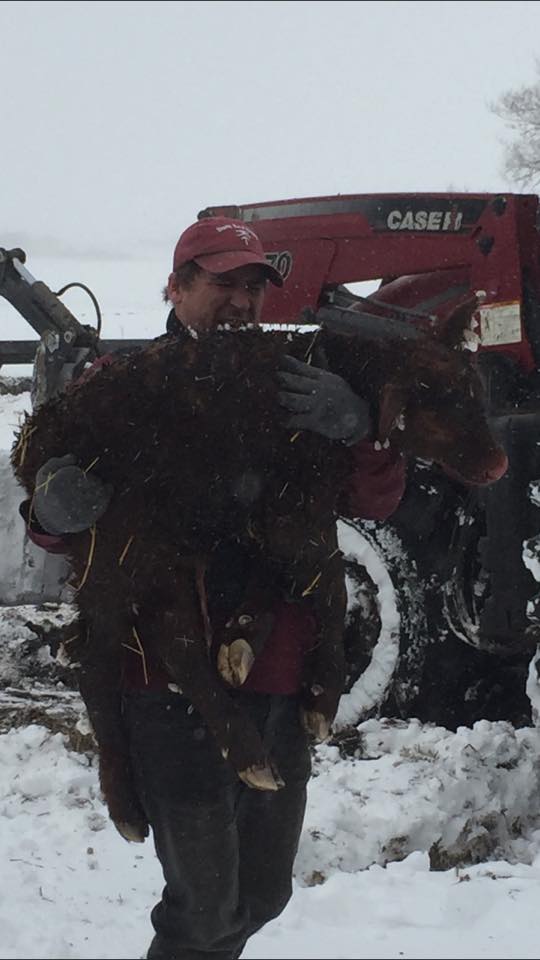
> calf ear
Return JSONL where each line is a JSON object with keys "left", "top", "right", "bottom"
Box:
{"left": 378, "top": 383, "right": 407, "bottom": 443}
{"left": 438, "top": 295, "right": 479, "bottom": 350}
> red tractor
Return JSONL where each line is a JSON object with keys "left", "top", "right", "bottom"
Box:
{"left": 3, "top": 191, "right": 540, "bottom": 728}
{"left": 200, "top": 192, "right": 540, "bottom": 728}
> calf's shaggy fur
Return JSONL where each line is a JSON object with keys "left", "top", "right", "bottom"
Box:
{"left": 12, "top": 310, "right": 507, "bottom": 841}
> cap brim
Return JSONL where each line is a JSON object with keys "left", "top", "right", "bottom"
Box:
{"left": 194, "top": 250, "right": 283, "bottom": 286}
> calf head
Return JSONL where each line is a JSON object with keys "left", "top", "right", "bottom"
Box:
{"left": 375, "top": 298, "right": 508, "bottom": 485}
{"left": 321, "top": 296, "right": 508, "bottom": 487}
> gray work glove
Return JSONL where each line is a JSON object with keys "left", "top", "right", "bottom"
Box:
{"left": 33, "top": 454, "right": 113, "bottom": 535}
{"left": 277, "top": 353, "right": 371, "bottom": 445}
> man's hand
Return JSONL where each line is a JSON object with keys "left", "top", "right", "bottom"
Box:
{"left": 277, "top": 353, "right": 371, "bottom": 444}
{"left": 33, "top": 454, "right": 113, "bottom": 535}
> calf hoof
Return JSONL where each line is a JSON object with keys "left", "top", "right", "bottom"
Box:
{"left": 217, "top": 638, "right": 255, "bottom": 687}
{"left": 238, "top": 762, "right": 285, "bottom": 792}
{"left": 301, "top": 708, "right": 331, "bottom": 743}
{"left": 114, "top": 819, "right": 149, "bottom": 844}
{"left": 100, "top": 759, "right": 149, "bottom": 844}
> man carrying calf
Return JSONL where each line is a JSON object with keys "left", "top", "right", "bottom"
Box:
{"left": 21, "top": 216, "right": 408, "bottom": 960}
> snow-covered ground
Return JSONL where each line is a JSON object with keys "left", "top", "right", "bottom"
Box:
{"left": 3, "top": 261, "right": 540, "bottom": 959}
{"left": 3, "top": 718, "right": 540, "bottom": 960}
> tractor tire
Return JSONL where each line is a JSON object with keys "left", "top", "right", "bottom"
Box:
{"left": 334, "top": 517, "right": 428, "bottom": 728}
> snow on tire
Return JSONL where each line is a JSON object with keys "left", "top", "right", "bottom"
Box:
{"left": 334, "top": 517, "right": 428, "bottom": 728}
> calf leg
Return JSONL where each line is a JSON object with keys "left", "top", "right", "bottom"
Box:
{"left": 216, "top": 579, "right": 277, "bottom": 688}
{"left": 76, "top": 611, "right": 149, "bottom": 843}
{"left": 263, "top": 509, "right": 347, "bottom": 742}
{"left": 296, "top": 532, "right": 347, "bottom": 742}
{"left": 140, "top": 566, "right": 283, "bottom": 791}
{"left": 300, "top": 624, "right": 346, "bottom": 742}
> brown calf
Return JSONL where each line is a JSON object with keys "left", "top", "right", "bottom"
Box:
{"left": 12, "top": 302, "right": 507, "bottom": 842}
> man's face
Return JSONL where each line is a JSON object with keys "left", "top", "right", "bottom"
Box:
{"left": 168, "top": 264, "right": 268, "bottom": 332}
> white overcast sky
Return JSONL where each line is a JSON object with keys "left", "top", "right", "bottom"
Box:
{"left": 3, "top": 0, "right": 540, "bottom": 259}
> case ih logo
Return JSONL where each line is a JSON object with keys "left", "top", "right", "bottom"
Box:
{"left": 265, "top": 250, "right": 293, "bottom": 280}
{"left": 363, "top": 197, "right": 488, "bottom": 233}
{"left": 386, "top": 208, "right": 464, "bottom": 231}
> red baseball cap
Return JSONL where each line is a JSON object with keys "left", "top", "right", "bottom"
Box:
{"left": 172, "top": 216, "right": 283, "bottom": 286}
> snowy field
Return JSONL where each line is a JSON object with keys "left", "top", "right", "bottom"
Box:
{"left": 2, "top": 259, "right": 540, "bottom": 958}
{"left": 4, "top": 716, "right": 540, "bottom": 960}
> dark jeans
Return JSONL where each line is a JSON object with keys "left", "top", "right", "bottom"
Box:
{"left": 122, "top": 689, "right": 311, "bottom": 960}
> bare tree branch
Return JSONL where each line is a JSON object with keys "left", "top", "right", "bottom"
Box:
{"left": 491, "top": 64, "right": 540, "bottom": 188}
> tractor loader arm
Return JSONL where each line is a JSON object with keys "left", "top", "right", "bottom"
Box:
{"left": 0, "top": 246, "right": 103, "bottom": 404}
{"left": 0, "top": 247, "right": 149, "bottom": 404}
{"left": 0, "top": 247, "right": 100, "bottom": 360}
